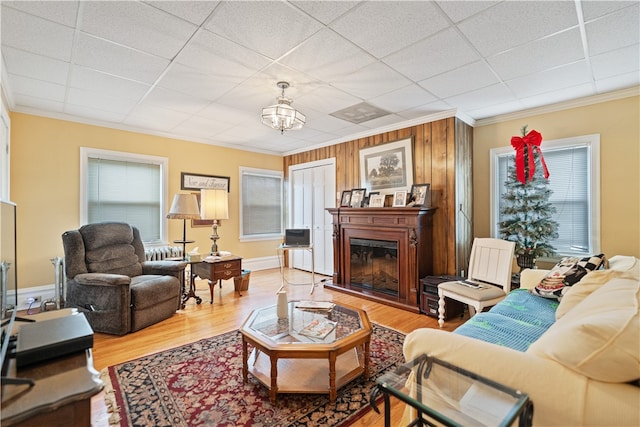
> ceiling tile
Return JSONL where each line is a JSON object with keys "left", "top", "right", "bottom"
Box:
{"left": 174, "top": 29, "right": 269, "bottom": 77}
{"left": 2, "top": 46, "right": 69, "bottom": 85}
{"left": 369, "top": 84, "right": 438, "bottom": 112}
{"left": 581, "top": 0, "right": 637, "bottom": 21}
{"left": 465, "top": 100, "right": 525, "bottom": 120}
{"left": 520, "top": 83, "right": 594, "bottom": 109}
{"left": 1, "top": 6, "right": 74, "bottom": 61}
{"left": 295, "top": 85, "right": 363, "bottom": 115}
{"left": 444, "top": 83, "right": 517, "bottom": 111}
{"left": 419, "top": 60, "right": 499, "bottom": 99}
{"left": 81, "top": 1, "right": 197, "bottom": 60}
{"left": 330, "top": 1, "right": 450, "bottom": 58}
{"left": 332, "top": 62, "right": 412, "bottom": 100}
{"left": 506, "top": 61, "right": 592, "bottom": 98}
{"left": 586, "top": 3, "right": 640, "bottom": 55}
{"left": 13, "top": 94, "right": 64, "bottom": 113}
{"left": 458, "top": 1, "right": 577, "bottom": 56}
{"left": 383, "top": 28, "right": 479, "bottom": 81}
{"left": 67, "top": 86, "right": 139, "bottom": 114}
{"left": 157, "top": 63, "right": 239, "bottom": 100}
{"left": 75, "top": 33, "right": 170, "bottom": 84}
{"left": 3, "top": 0, "right": 79, "bottom": 27}
{"left": 487, "top": 28, "right": 584, "bottom": 81}
{"left": 280, "top": 28, "right": 377, "bottom": 82}
{"left": 436, "top": 1, "right": 500, "bottom": 23}
{"left": 143, "top": 87, "right": 210, "bottom": 115}
{"left": 595, "top": 71, "right": 640, "bottom": 93}
{"left": 70, "top": 66, "right": 150, "bottom": 100}
{"left": 290, "top": 1, "right": 360, "bottom": 25}
{"left": 8, "top": 74, "right": 66, "bottom": 101}
{"left": 144, "top": 1, "right": 219, "bottom": 25}
{"left": 204, "top": 1, "right": 324, "bottom": 60}
{"left": 124, "top": 104, "right": 191, "bottom": 132}
{"left": 64, "top": 103, "right": 128, "bottom": 123}
{"left": 591, "top": 44, "right": 640, "bottom": 79}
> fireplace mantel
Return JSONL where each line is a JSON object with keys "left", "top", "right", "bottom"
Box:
{"left": 326, "top": 207, "right": 435, "bottom": 312}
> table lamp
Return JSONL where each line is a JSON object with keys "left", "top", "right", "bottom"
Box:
{"left": 200, "top": 188, "right": 229, "bottom": 256}
{"left": 167, "top": 193, "right": 201, "bottom": 260}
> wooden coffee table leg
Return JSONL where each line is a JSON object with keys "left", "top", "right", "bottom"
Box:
{"left": 364, "top": 339, "right": 370, "bottom": 378}
{"left": 242, "top": 338, "right": 248, "bottom": 383}
{"left": 329, "top": 352, "right": 337, "bottom": 402}
{"left": 270, "top": 355, "right": 278, "bottom": 404}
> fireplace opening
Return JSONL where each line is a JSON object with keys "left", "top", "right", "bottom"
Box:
{"left": 349, "top": 238, "right": 398, "bottom": 296}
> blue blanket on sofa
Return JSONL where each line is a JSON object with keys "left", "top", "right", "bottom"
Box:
{"left": 453, "top": 289, "right": 558, "bottom": 352}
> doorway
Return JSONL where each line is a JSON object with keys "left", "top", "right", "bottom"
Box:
{"left": 289, "top": 159, "right": 336, "bottom": 276}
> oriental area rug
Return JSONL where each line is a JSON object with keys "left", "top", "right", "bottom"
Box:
{"left": 102, "top": 324, "right": 405, "bottom": 426}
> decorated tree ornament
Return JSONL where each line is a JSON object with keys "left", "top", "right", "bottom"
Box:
{"left": 510, "top": 127, "right": 550, "bottom": 184}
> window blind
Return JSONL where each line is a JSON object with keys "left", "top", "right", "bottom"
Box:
{"left": 88, "top": 157, "right": 161, "bottom": 241}
{"left": 241, "top": 169, "right": 282, "bottom": 238}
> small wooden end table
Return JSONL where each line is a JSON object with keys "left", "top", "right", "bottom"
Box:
{"left": 191, "top": 255, "right": 242, "bottom": 303}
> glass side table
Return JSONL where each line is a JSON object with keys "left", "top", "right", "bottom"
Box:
{"left": 371, "top": 354, "right": 533, "bottom": 427}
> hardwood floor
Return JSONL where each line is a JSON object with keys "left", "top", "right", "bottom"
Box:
{"left": 91, "top": 268, "right": 468, "bottom": 426}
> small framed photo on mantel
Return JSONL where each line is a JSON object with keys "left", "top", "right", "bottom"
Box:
{"left": 410, "top": 183, "right": 430, "bottom": 207}
{"left": 392, "top": 190, "right": 408, "bottom": 207}
{"left": 368, "top": 194, "right": 384, "bottom": 208}
{"left": 340, "top": 190, "right": 352, "bottom": 207}
{"left": 350, "top": 188, "right": 366, "bottom": 208}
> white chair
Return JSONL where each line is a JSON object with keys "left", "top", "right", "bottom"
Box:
{"left": 437, "top": 238, "right": 516, "bottom": 328}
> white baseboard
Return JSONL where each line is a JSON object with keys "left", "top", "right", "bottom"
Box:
{"left": 8, "top": 283, "right": 56, "bottom": 311}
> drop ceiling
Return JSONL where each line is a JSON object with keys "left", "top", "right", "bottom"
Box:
{"left": 1, "top": 1, "right": 638, "bottom": 155}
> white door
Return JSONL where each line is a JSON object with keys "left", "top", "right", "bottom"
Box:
{"left": 289, "top": 159, "right": 336, "bottom": 276}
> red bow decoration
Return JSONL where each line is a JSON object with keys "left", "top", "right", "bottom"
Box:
{"left": 511, "top": 129, "right": 549, "bottom": 184}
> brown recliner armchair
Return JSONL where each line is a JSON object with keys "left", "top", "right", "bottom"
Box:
{"left": 62, "top": 222, "right": 186, "bottom": 335}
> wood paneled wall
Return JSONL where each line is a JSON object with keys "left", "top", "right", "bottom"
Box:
{"left": 283, "top": 116, "right": 473, "bottom": 276}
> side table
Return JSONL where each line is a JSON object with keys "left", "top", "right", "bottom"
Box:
{"left": 191, "top": 255, "right": 242, "bottom": 303}
{"left": 371, "top": 354, "right": 533, "bottom": 427}
{"left": 276, "top": 244, "right": 315, "bottom": 294}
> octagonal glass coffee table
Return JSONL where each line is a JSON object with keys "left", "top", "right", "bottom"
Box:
{"left": 240, "top": 302, "right": 372, "bottom": 403}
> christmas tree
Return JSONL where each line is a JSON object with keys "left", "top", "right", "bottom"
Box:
{"left": 499, "top": 125, "right": 559, "bottom": 268}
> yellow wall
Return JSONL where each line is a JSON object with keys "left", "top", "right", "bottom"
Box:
{"left": 10, "top": 113, "right": 283, "bottom": 289}
{"left": 473, "top": 95, "right": 640, "bottom": 259}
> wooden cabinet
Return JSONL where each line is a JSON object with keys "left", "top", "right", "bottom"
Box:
{"left": 192, "top": 256, "right": 242, "bottom": 303}
{"left": 325, "top": 207, "right": 435, "bottom": 313}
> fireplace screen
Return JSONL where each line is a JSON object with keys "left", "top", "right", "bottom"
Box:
{"left": 349, "top": 238, "right": 398, "bottom": 296}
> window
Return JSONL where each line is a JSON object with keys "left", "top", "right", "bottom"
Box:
{"left": 239, "top": 167, "right": 283, "bottom": 240}
{"left": 491, "top": 134, "right": 600, "bottom": 258}
{"left": 80, "top": 148, "right": 168, "bottom": 244}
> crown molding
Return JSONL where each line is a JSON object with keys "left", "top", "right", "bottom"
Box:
{"left": 475, "top": 86, "right": 640, "bottom": 127}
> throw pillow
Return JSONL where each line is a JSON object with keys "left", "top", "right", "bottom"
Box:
{"left": 531, "top": 254, "right": 607, "bottom": 300}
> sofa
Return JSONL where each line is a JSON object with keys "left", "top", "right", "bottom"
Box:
{"left": 403, "top": 255, "right": 640, "bottom": 426}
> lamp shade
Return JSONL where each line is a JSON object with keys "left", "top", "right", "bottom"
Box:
{"left": 200, "top": 189, "right": 229, "bottom": 220}
{"left": 167, "top": 193, "right": 201, "bottom": 219}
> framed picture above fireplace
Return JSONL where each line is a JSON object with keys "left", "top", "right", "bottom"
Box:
{"left": 359, "top": 137, "right": 414, "bottom": 195}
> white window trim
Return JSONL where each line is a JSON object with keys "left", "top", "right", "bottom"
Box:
{"left": 490, "top": 134, "right": 601, "bottom": 258}
{"left": 239, "top": 166, "right": 283, "bottom": 242}
{"left": 80, "top": 147, "right": 169, "bottom": 245}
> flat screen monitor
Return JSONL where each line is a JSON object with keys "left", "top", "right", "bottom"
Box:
{"left": 284, "top": 229, "right": 311, "bottom": 247}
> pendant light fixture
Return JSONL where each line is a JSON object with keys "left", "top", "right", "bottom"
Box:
{"left": 261, "top": 81, "right": 305, "bottom": 134}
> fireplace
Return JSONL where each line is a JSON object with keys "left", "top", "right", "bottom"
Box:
{"left": 326, "top": 207, "right": 435, "bottom": 312}
{"left": 349, "top": 238, "right": 398, "bottom": 296}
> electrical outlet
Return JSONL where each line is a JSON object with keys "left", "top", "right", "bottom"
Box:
{"left": 26, "top": 296, "right": 42, "bottom": 304}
